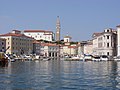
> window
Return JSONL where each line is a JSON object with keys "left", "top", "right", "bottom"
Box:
{"left": 107, "top": 52, "right": 109, "bottom": 56}
{"left": 107, "top": 30, "right": 109, "bottom": 32}
{"left": 107, "top": 43, "right": 109, "bottom": 48}
{"left": 67, "top": 39, "right": 69, "bottom": 42}
{"left": 107, "top": 36, "right": 109, "bottom": 39}
{"left": 2, "top": 42, "right": 4, "bottom": 45}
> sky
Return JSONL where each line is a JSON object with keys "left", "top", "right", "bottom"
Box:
{"left": 0, "top": 0, "right": 120, "bottom": 41}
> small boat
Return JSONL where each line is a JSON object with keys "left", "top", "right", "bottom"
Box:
{"left": 83, "top": 55, "right": 93, "bottom": 61}
{"left": 0, "top": 52, "right": 9, "bottom": 66}
{"left": 113, "top": 56, "right": 120, "bottom": 61}
{"left": 100, "top": 55, "right": 109, "bottom": 61}
{"left": 64, "top": 56, "right": 80, "bottom": 61}
{"left": 92, "top": 55, "right": 101, "bottom": 61}
{"left": 42, "top": 57, "right": 50, "bottom": 61}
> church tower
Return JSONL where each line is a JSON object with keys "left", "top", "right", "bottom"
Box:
{"left": 56, "top": 16, "right": 61, "bottom": 41}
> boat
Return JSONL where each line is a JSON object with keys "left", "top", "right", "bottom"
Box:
{"left": 92, "top": 55, "right": 101, "bottom": 61}
{"left": 83, "top": 55, "right": 93, "bottom": 61}
{"left": 0, "top": 52, "right": 9, "bottom": 66}
{"left": 64, "top": 56, "right": 80, "bottom": 61}
{"left": 42, "top": 57, "right": 50, "bottom": 61}
{"left": 20, "top": 54, "right": 33, "bottom": 61}
{"left": 100, "top": 55, "right": 109, "bottom": 61}
{"left": 113, "top": 56, "right": 120, "bottom": 61}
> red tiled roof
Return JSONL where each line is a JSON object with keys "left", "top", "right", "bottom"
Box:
{"left": 68, "top": 46, "right": 77, "bottom": 48}
{"left": 24, "top": 30, "right": 52, "bottom": 33}
{"left": 41, "top": 43, "right": 59, "bottom": 46}
{"left": 92, "top": 33, "right": 101, "bottom": 37}
{"left": 44, "top": 34, "right": 53, "bottom": 35}
{"left": 116, "top": 25, "right": 120, "bottom": 27}
{"left": 64, "top": 35, "right": 72, "bottom": 39}
{"left": 0, "top": 33, "right": 33, "bottom": 39}
{"left": 33, "top": 40, "right": 41, "bottom": 44}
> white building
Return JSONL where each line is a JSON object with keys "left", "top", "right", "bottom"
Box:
{"left": 24, "top": 30, "right": 54, "bottom": 41}
{"left": 64, "top": 35, "right": 71, "bottom": 42}
{"left": 62, "top": 45, "right": 78, "bottom": 56}
{"left": 92, "top": 28, "right": 117, "bottom": 56}
{"left": 64, "top": 35, "right": 72, "bottom": 46}
{"left": 117, "top": 25, "right": 120, "bottom": 56}
{"left": 84, "top": 41, "right": 93, "bottom": 55}
{"left": 40, "top": 43, "right": 59, "bottom": 58}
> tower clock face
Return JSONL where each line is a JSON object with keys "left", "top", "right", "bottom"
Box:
{"left": 57, "top": 31, "right": 59, "bottom": 33}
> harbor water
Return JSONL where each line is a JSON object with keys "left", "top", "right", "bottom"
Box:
{"left": 0, "top": 60, "right": 120, "bottom": 90}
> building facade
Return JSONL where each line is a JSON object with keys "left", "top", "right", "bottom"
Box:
{"left": 40, "top": 43, "right": 59, "bottom": 58}
{"left": 92, "top": 28, "right": 117, "bottom": 56}
{"left": 64, "top": 35, "right": 72, "bottom": 46}
{"left": 0, "top": 30, "right": 34, "bottom": 55}
{"left": 62, "top": 45, "right": 78, "bottom": 56}
{"left": 33, "top": 41, "right": 41, "bottom": 55}
{"left": 117, "top": 25, "right": 120, "bottom": 56}
{"left": 0, "top": 38, "right": 6, "bottom": 52}
{"left": 83, "top": 41, "right": 93, "bottom": 55}
{"left": 24, "top": 30, "right": 54, "bottom": 41}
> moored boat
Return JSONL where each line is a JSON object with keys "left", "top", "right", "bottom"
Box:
{"left": 42, "top": 57, "right": 50, "bottom": 61}
{"left": 0, "top": 52, "right": 9, "bottom": 67}
{"left": 92, "top": 55, "right": 101, "bottom": 61}
{"left": 113, "top": 56, "right": 120, "bottom": 61}
{"left": 83, "top": 55, "right": 93, "bottom": 61}
{"left": 100, "top": 55, "right": 109, "bottom": 61}
{"left": 64, "top": 56, "right": 80, "bottom": 61}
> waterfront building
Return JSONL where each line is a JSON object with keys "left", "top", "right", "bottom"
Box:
{"left": 92, "top": 28, "right": 117, "bottom": 56}
{"left": 24, "top": 30, "right": 54, "bottom": 41}
{"left": 0, "top": 38, "right": 6, "bottom": 52}
{"left": 78, "top": 41, "right": 88, "bottom": 56}
{"left": 0, "top": 30, "right": 34, "bottom": 55}
{"left": 33, "top": 41, "right": 41, "bottom": 55}
{"left": 56, "top": 16, "right": 61, "bottom": 41}
{"left": 64, "top": 35, "right": 71, "bottom": 46}
{"left": 117, "top": 25, "right": 120, "bottom": 56}
{"left": 83, "top": 40, "right": 93, "bottom": 55}
{"left": 60, "top": 45, "right": 64, "bottom": 57}
{"left": 77, "top": 40, "right": 93, "bottom": 56}
{"left": 63, "top": 45, "right": 78, "bottom": 56}
{"left": 40, "top": 43, "right": 59, "bottom": 58}
{"left": 77, "top": 42, "right": 82, "bottom": 56}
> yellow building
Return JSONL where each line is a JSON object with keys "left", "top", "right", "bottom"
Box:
{"left": 63, "top": 45, "right": 78, "bottom": 56}
{"left": 83, "top": 41, "right": 93, "bottom": 55}
{"left": 0, "top": 30, "right": 34, "bottom": 55}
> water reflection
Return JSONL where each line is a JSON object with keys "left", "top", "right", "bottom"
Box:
{"left": 0, "top": 60, "right": 120, "bottom": 90}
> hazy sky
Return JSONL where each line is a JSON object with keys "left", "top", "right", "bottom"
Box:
{"left": 0, "top": 0, "right": 120, "bottom": 41}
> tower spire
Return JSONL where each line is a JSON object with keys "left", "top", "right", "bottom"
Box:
{"left": 56, "top": 16, "right": 61, "bottom": 41}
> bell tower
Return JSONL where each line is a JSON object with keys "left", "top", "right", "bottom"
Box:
{"left": 56, "top": 16, "right": 61, "bottom": 41}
